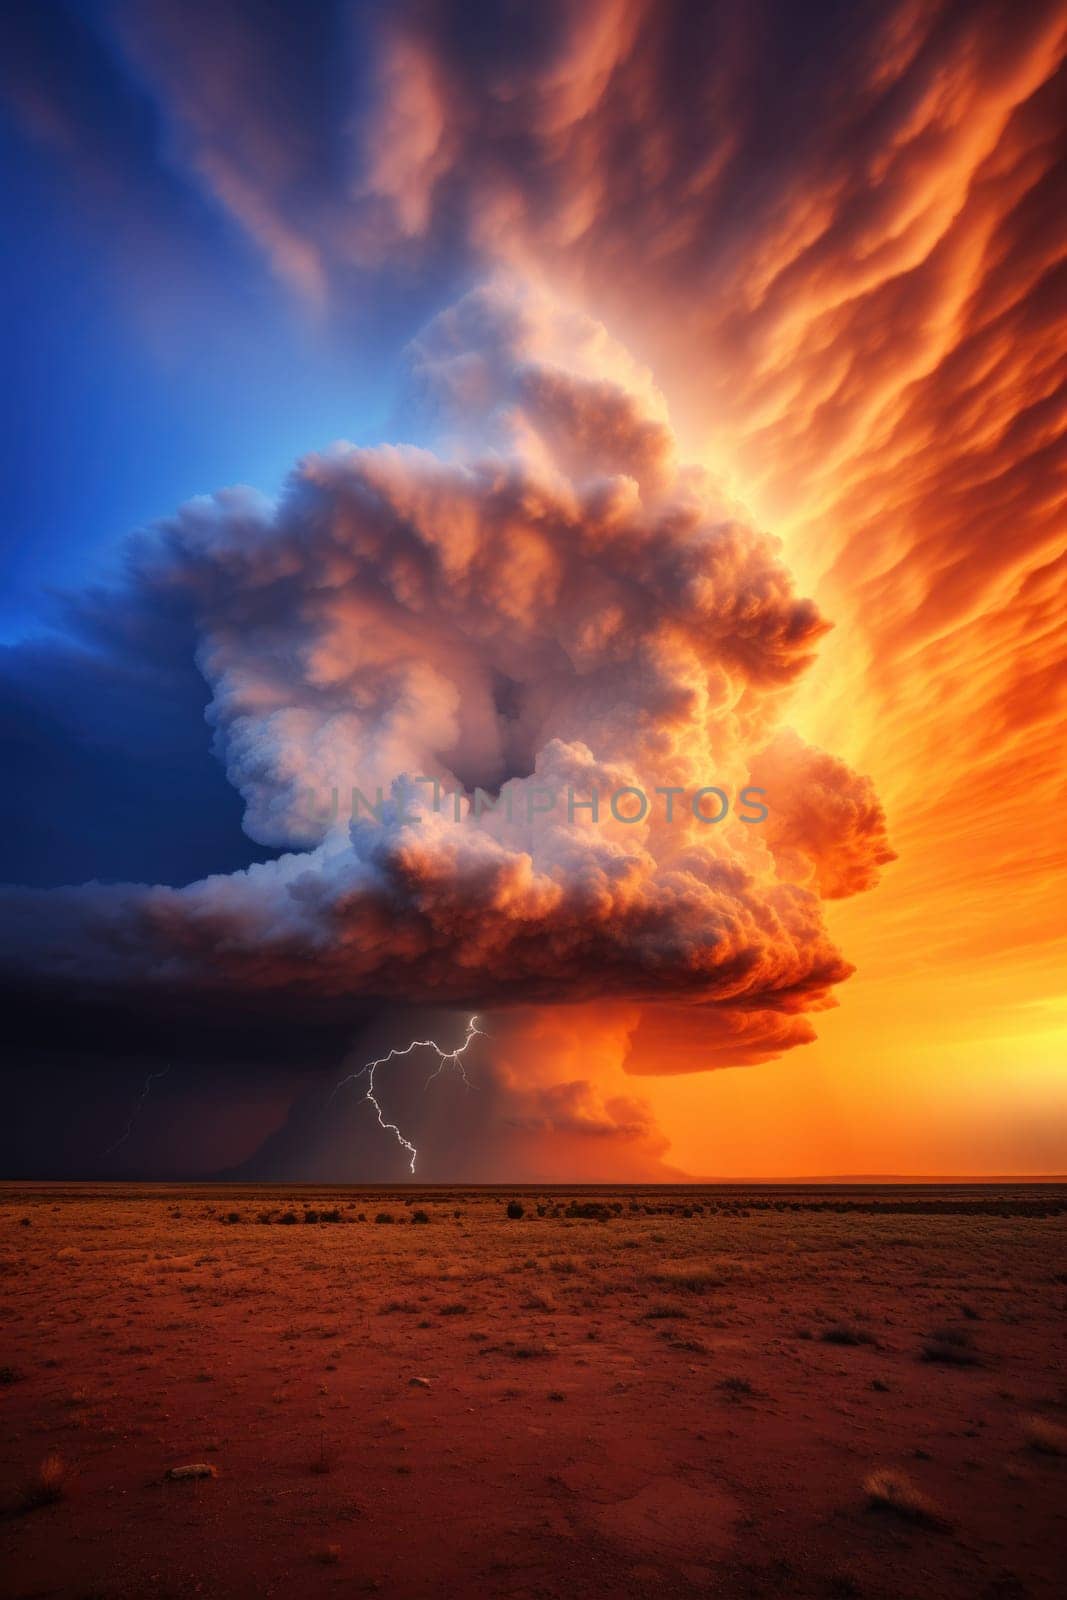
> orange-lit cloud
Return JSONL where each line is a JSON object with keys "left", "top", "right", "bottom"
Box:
{"left": 336, "top": 0, "right": 1067, "bottom": 1173}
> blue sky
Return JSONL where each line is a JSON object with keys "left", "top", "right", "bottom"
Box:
{"left": 0, "top": 0, "right": 431, "bottom": 638}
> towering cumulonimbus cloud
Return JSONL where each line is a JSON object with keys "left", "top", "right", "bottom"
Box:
{"left": 0, "top": 281, "right": 892, "bottom": 1061}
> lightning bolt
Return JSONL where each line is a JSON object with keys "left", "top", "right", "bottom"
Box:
{"left": 105, "top": 1065, "right": 171, "bottom": 1156}
{"left": 331, "top": 1015, "right": 484, "bottom": 1174}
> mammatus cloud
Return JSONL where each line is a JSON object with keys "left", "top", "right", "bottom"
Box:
{"left": 0, "top": 284, "right": 890, "bottom": 1070}
{"left": 339, "top": 0, "right": 1066, "bottom": 982}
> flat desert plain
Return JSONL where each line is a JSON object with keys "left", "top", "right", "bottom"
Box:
{"left": 1, "top": 1185, "right": 1065, "bottom": 1599}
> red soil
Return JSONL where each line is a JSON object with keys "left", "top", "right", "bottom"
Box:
{"left": 1, "top": 1185, "right": 1064, "bottom": 1599}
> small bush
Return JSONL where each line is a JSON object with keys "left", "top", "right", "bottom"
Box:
{"left": 506, "top": 1201, "right": 524, "bottom": 1220}
{"left": 565, "top": 1201, "right": 612, "bottom": 1221}
{"left": 375, "top": 1212, "right": 395, "bottom": 1224}
{"left": 411, "top": 1210, "right": 430, "bottom": 1224}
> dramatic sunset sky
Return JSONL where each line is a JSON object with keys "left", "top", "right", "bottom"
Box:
{"left": 1, "top": 0, "right": 1064, "bottom": 1180}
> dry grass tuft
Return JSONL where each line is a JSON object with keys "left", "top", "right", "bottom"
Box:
{"left": 20, "top": 1453, "right": 74, "bottom": 1510}
{"left": 647, "top": 1265, "right": 733, "bottom": 1294}
{"left": 1022, "top": 1414, "right": 1067, "bottom": 1456}
{"left": 863, "top": 1469, "right": 949, "bottom": 1529}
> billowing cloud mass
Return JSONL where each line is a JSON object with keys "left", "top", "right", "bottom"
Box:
{"left": 0, "top": 283, "right": 890, "bottom": 1058}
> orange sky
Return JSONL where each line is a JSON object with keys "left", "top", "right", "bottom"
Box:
{"left": 418, "top": 0, "right": 1067, "bottom": 1175}
{"left": 596, "top": 10, "right": 1067, "bottom": 1174}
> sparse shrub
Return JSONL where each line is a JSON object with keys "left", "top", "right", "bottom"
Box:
{"left": 411, "top": 1210, "right": 430, "bottom": 1224}
{"left": 0, "top": 1363, "right": 25, "bottom": 1385}
{"left": 320, "top": 1208, "right": 342, "bottom": 1223}
{"left": 1023, "top": 1414, "right": 1067, "bottom": 1455}
{"left": 310, "top": 1433, "right": 339, "bottom": 1474}
{"left": 718, "top": 1376, "right": 754, "bottom": 1399}
{"left": 278, "top": 1211, "right": 298, "bottom": 1225}
{"left": 863, "top": 1469, "right": 948, "bottom": 1529}
{"left": 304, "top": 1210, "right": 320, "bottom": 1224}
{"left": 821, "top": 1322, "right": 877, "bottom": 1347}
{"left": 521, "top": 1291, "right": 555, "bottom": 1312}
{"left": 506, "top": 1201, "right": 524, "bottom": 1220}
{"left": 375, "top": 1212, "right": 395, "bottom": 1224}
{"left": 921, "top": 1327, "right": 979, "bottom": 1366}
{"left": 480, "top": 1338, "right": 554, "bottom": 1360}
{"left": 438, "top": 1301, "right": 469, "bottom": 1315}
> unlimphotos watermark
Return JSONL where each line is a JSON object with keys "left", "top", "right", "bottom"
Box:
{"left": 297, "top": 779, "right": 768, "bottom": 828}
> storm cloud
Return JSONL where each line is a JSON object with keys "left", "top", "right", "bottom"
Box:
{"left": 0, "top": 284, "right": 890, "bottom": 1052}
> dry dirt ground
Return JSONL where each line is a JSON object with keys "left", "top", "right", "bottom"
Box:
{"left": 1, "top": 1184, "right": 1065, "bottom": 1600}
